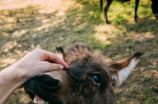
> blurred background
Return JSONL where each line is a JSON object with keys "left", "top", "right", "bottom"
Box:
{"left": 0, "top": 0, "right": 158, "bottom": 103}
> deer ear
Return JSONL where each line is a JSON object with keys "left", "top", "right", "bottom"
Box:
{"left": 110, "top": 52, "right": 144, "bottom": 87}
{"left": 56, "top": 47, "right": 65, "bottom": 60}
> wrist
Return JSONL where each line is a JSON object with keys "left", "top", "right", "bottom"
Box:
{"left": 0, "top": 64, "right": 21, "bottom": 88}
{"left": 0, "top": 61, "right": 28, "bottom": 89}
{"left": 0, "top": 64, "right": 21, "bottom": 103}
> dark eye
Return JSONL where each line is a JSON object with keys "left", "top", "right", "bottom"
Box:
{"left": 93, "top": 75, "right": 99, "bottom": 82}
{"left": 89, "top": 73, "right": 102, "bottom": 83}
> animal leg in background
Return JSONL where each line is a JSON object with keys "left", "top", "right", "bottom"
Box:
{"left": 103, "top": 0, "right": 113, "bottom": 24}
{"left": 151, "top": 0, "right": 158, "bottom": 19}
{"left": 134, "top": 0, "right": 140, "bottom": 22}
{"left": 102, "top": 0, "right": 140, "bottom": 23}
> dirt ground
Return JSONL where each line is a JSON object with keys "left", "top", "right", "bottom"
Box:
{"left": 0, "top": 0, "right": 158, "bottom": 104}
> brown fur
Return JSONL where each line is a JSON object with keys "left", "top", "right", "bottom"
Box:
{"left": 24, "top": 43, "right": 143, "bottom": 104}
{"left": 62, "top": 44, "right": 115, "bottom": 104}
{"left": 110, "top": 58, "right": 130, "bottom": 72}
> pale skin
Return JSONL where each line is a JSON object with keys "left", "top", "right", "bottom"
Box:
{"left": 0, "top": 49, "right": 69, "bottom": 104}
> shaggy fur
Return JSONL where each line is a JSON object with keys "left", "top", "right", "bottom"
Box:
{"left": 24, "top": 43, "right": 143, "bottom": 104}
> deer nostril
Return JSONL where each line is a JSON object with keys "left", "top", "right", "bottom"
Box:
{"left": 39, "top": 74, "right": 61, "bottom": 91}
{"left": 40, "top": 75, "right": 58, "bottom": 86}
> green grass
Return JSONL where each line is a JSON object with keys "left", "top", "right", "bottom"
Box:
{"left": 0, "top": 0, "right": 158, "bottom": 103}
{"left": 139, "top": 88, "right": 158, "bottom": 104}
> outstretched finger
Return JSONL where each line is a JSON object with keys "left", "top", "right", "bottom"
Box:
{"left": 37, "top": 62, "right": 64, "bottom": 73}
{"left": 43, "top": 51, "right": 69, "bottom": 69}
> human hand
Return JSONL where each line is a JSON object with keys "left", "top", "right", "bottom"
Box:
{"left": 14, "top": 48, "right": 69, "bottom": 87}
{"left": 0, "top": 48, "right": 69, "bottom": 103}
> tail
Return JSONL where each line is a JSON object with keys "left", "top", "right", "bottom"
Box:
{"left": 100, "top": 0, "right": 103, "bottom": 12}
{"left": 110, "top": 52, "right": 144, "bottom": 87}
{"left": 116, "top": 0, "right": 131, "bottom": 2}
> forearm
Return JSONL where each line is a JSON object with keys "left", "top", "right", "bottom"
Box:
{"left": 0, "top": 64, "right": 20, "bottom": 103}
{"left": 0, "top": 49, "right": 69, "bottom": 103}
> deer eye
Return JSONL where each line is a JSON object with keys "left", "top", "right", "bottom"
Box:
{"left": 93, "top": 75, "right": 99, "bottom": 82}
{"left": 89, "top": 74, "right": 102, "bottom": 83}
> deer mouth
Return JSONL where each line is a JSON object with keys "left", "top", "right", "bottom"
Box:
{"left": 33, "top": 95, "right": 48, "bottom": 104}
{"left": 24, "top": 75, "right": 63, "bottom": 104}
{"left": 25, "top": 90, "right": 50, "bottom": 104}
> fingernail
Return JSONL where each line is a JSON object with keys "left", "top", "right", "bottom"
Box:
{"left": 60, "top": 65, "right": 64, "bottom": 69}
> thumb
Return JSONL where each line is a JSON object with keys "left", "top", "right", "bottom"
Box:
{"left": 37, "top": 62, "right": 64, "bottom": 73}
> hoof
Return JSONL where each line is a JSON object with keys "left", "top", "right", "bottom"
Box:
{"left": 134, "top": 16, "right": 139, "bottom": 22}
{"left": 154, "top": 14, "right": 158, "bottom": 20}
{"left": 104, "top": 20, "right": 110, "bottom": 24}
